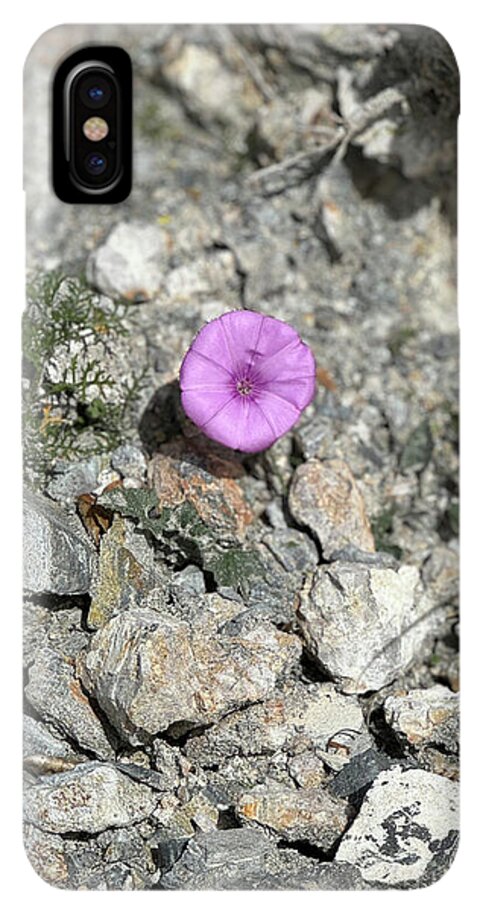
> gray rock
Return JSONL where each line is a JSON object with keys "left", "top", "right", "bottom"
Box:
{"left": 24, "top": 762, "right": 157, "bottom": 834}
{"left": 289, "top": 458, "right": 375, "bottom": 558}
{"left": 331, "top": 748, "right": 395, "bottom": 797}
{"left": 171, "top": 564, "right": 206, "bottom": 593}
{"left": 237, "top": 779, "right": 350, "bottom": 850}
{"left": 384, "top": 685, "right": 459, "bottom": 753}
{"left": 186, "top": 681, "right": 369, "bottom": 766}
{"left": 23, "top": 716, "right": 87, "bottom": 774}
{"left": 23, "top": 824, "right": 70, "bottom": 887}
{"left": 87, "top": 515, "right": 156, "bottom": 628}
{"left": 298, "top": 561, "right": 441, "bottom": 693}
{"left": 86, "top": 221, "right": 170, "bottom": 300}
{"left": 45, "top": 455, "right": 107, "bottom": 504}
{"left": 336, "top": 766, "right": 459, "bottom": 886}
{"left": 158, "top": 828, "right": 274, "bottom": 890}
{"left": 25, "top": 646, "right": 114, "bottom": 759}
{"left": 23, "top": 597, "right": 89, "bottom": 667}
{"left": 23, "top": 491, "right": 95, "bottom": 595}
{"left": 159, "top": 827, "right": 367, "bottom": 890}
{"left": 24, "top": 821, "right": 158, "bottom": 890}
{"left": 111, "top": 443, "right": 147, "bottom": 481}
{"left": 79, "top": 607, "right": 301, "bottom": 744}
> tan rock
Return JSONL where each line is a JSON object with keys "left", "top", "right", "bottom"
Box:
{"left": 80, "top": 608, "right": 301, "bottom": 745}
{"left": 288, "top": 458, "right": 374, "bottom": 558}
{"left": 148, "top": 439, "right": 253, "bottom": 540}
{"left": 237, "top": 780, "right": 350, "bottom": 850}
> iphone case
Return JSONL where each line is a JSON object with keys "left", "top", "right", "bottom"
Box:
{"left": 23, "top": 24, "right": 459, "bottom": 890}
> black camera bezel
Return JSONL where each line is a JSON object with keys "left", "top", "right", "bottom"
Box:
{"left": 52, "top": 46, "right": 132, "bottom": 203}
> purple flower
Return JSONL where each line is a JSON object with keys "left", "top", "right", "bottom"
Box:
{"left": 179, "top": 310, "right": 316, "bottom": 453}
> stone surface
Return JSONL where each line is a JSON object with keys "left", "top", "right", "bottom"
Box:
{"left": 289, "top": 458, "right": 375, "bottom": 558}
{"left": 186, "top": 681, "right": 369, "bottom": 766}
{"left": 80, "top": 607, "right": 301, "bottom": 744}
{"left": 237, "top": 780, "right": 350, "bottom": 849}
{"left": 159, "top": 827, "right": 367, "bottom": 890}
{"left": 24, "top": 762, "right": 157, "bottom": 834}
{"left": 24, "top": 824, "right": 70, "bottom": 887}
{"left": 25, "top": 646, "right": 114, "bottom": 760}
{"left": 336, "top": 766, "right": 459, "bottom": 886}
{"left": 45, "top": 455, "right": 108, "bottom": 504}
{"left": 298, "top": 561, "right": 441, "bottom": 693}
{"left": 331, "top": 748, "right": 395, "bottom": 798}
{"left": 23, "top": 491, "right": 95, "bottom": 595}
{"left": 23, "top": 716, "right": 87, "bottom": 775}
{"left": 87, "top": 515, "right": 156, "bottom": 628}
{"left": 384, "top": 685, "right": 459, "bottom": 752}
{"left": 111, "top": 443, "right": 147, "bottom": 482}
{"left": 148, "top": 439, "right": 253, "bottom": 543}
{"left": 86, "top": 221, "right": 170, "bottom": 301}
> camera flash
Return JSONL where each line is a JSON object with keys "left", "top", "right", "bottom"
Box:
{"left": 83, "top": 117, "right": 109, "bottom": 142}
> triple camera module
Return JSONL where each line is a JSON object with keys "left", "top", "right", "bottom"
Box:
{"left": 53, "top": 47, "right": 132, "bottom": 203}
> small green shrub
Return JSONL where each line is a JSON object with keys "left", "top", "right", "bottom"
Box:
{"left": 23, "top": 273, "right": 146, "bottom": 485}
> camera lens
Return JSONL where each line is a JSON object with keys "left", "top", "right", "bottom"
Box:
{"left": 79, "top": 74, "right": 112, "bottom": 109}
{"left": 85, "top": 152, "right": 107, "bottom": 175}
{"left": 88, "top": 86, "right": 105, "bottom": 102}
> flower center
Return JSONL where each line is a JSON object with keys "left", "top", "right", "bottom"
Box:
{"left": 236, "top": 378, "right": 253, "bottom": 396}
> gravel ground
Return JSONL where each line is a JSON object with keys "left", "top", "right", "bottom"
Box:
{"left": 23, "top": 24, "right": 459, "bottom": 890}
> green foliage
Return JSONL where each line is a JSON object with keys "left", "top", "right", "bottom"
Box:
{"left": 101, "top": 488, "right": 210, "bottom": 564}
{"left": 100, "top": 485, "right": 262, "bottom": 590}
{"left": 371, "top": 505, "right": 403, "bottom": 560}
{"left": 23, "top": 273, "right": 147, "bottom": 483}
{"left": 400, "top": 420, "right": 433, "bottom": 473}
{"left": 209, "top": 548, "right": 265, "bottom": 594}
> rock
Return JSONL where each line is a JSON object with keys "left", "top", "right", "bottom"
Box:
{"left": 148, "top": 439, "right": 253, "bottom": 543}
{"left": 87, "top": 515, "right": 156, "bottom": 629}
{"left": 159, "top": 827, "right": 367, "bottom": 890}
{"left": 111, "top": 443, "right": 147, "bottom": 482}
{"left": 287, "top": 751, "right": 327, "bottom": 790}
{"left": 23, "top": 491, "right": 95, "bottom": 595}
{"left": 24, "top": 820, "right": 157, "bottom": 890}
{"left": 331, "top": 748, "right": 395, "bottom": 798}
{"left": 164, "top": 250, "right": 239, "bottom": 302}
{"left": 289, "top": 458, "right": 375, "bottom": 558}
{"left": 25, "top": 647, "right": 114, "bottom": 759}
{"left": 45, "top": 455, "right": 107, "bottom": 504}
{"left": 154, "top": 790, "right": 219, "bottom": 840}
{"left": 79, "top": 607, "right": 301, "bottom": 744}
{"left": 384, "top": 685, "right": 459, "bottom": 753}
{"left": 23, "top": 716, "right": 87, "bottom": 775}
{"left": 186, "top": 681, "right": 369, "bottom": 766}
{"left": 24, "top": 824, "right": 69, "bottom": 887}
{"left": 161, "top": 41, "right": 261, "bottom": 126}
{"left": 237, "top": 780, "right": 350, "bottom": 850}
{"left": 159, "top": 828, "right": 274, "bottom": 890}
{"left": 24, "top": 762, "right": 157, "bottom": 834}
{"left": 23, "top": 596, "right": 89, "bottom": 667}
{"left": 297, "top": 561, "right": 441, "bottom": 693}
{"left": 86, "top": 221, "right": 170, "bottom": 300}
{"left": 335, "top": 766, "right": 459, "bottom": 886}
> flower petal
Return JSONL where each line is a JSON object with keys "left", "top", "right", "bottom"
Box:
{"left": 179, "top": 345, "right": 234, "bottom": 392}
{"left": 180, "top": 387, "right": 235, "bottom": 430}
{"left": 254, "top": 390, "right": 305, "bottom": 442}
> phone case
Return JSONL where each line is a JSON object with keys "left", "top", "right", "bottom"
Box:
{"left": 23, "top": 24, "right": 459, "bottom": 890}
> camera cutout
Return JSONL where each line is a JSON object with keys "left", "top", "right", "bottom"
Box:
{"left": 53, "top": 47, "right": 132, "bottom": 203}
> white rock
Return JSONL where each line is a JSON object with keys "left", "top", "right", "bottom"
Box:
{"left": 87, "top": 222, "right": 169, "bottom": 300}
{"left": 298, "top": 561, "right": 441, "bottom": 693}
{"left": 336, "top": 766, "right": 459, "bottom": 886}
{"left": 24, "top": 762, "right": 157, "bottom": 834}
